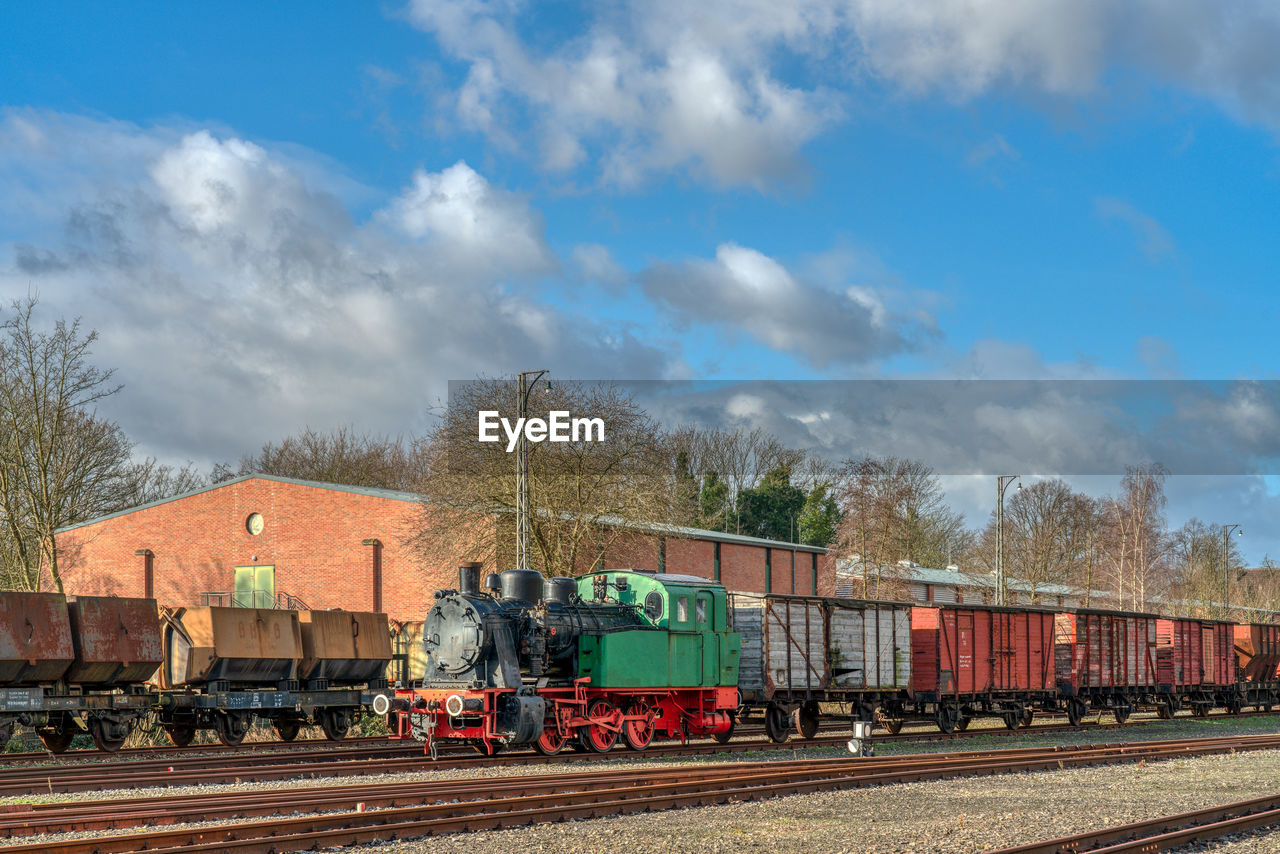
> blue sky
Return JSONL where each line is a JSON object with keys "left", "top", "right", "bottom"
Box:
{"left": 4, "top": 1, "right": 1280, "bottom": 559}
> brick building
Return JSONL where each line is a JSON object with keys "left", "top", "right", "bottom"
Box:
{"left": 55, "top": 474, "right": 833, "bottom": 621}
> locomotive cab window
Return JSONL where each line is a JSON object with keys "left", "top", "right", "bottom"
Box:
{"left": 676, "top": 595, "right": 690, "bottom": 625}
{"left": 644, "top": 591, "right": 663, "bottom": 621}
{"left": 695, "top": 592, "right": 710, "bottom": 628}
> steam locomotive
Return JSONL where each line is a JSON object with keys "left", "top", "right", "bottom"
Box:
{"left": 389, "top": 565, "right": 740, "bottom": 756}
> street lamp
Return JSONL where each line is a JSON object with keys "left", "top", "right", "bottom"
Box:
{"left": 1222, "top": 523, "right": 1243, "bottom": 615}
{"left": 995, "top": 475, "right": 1020, "bottom": 606}
{"left": 516, "top": 370, "right": 549, "bottom": 570}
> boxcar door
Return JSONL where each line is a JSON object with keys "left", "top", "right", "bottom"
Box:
{"left": 957, "top": 612, "right": 976, "bottom": 694}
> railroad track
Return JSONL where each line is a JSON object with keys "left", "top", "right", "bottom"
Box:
{"left": 1, "top": 708, "right": 1270, "bottom": 796}
{"left": 986, "top": 792, "right": 1280, "bottom": 853}
{"left": 0, "top": 736, "right": 857, "bottom": 796}
{"left": 7, "top": 733, "right": 1280, "bottom": 853}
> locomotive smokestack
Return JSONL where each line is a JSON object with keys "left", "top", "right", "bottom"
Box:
{"left": 458, "top": 562, "right": 482, "bottom": 595}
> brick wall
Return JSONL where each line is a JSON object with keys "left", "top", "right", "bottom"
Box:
{"left": 57, "top": 478, "right": 437, "bottom": 622}
{"left": 56, "top": 476, "right": 835, "bottom": 617}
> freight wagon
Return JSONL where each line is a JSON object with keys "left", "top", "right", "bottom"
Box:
{"left": 1054, "top": 608, "right": 1159, "bottom": 725}
{"left": 906, "top": 603, "right": 1057, "bottom": 733}
{"left": 1233, "top": 623, "right": 1280, "bottom": 710}
{"left": 732, "top": 594, "right": 911, "bottom": 742}
{"left": 1155, "top": 617, "right": 1235, "bottom": 717}
{"left": 0, "top": 591, "right": 392, "bottom": 752}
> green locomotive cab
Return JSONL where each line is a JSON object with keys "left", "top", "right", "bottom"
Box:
{"left": 576, "top": 570, "right": 741, "bottom": 689}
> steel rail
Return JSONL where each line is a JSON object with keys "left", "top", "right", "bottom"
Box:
{"left": 8, "top": 734, "right": 1280, "bottom": 852}
{"left": 984, "top": 792, "right": 1280, "bottom": 853}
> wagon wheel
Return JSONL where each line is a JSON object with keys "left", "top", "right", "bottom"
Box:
{"left": 213, "top": 711, "right": 250, "bottom": 747}
{"left": 38, "top": 726, "right": 75, "bottom": 754}
{"left": 1001, "top": 711, "right": 1019, "bottom": 730}
{"left": 792, "top": 702, "right": 820, "bottom": 740}
{"left": 1019, "top": 707, "right": 1034, "bottom": 728}
{"left": 38, "top": 712, "right": 76, "bottom": 754}
{"left": 883, "top": 718, "right": 904, "bottom": 735}
{"left": 1066, "top": 699, "right": 1086, "bottom": 727}
{"left": 318, "top": 708, "right": 352, "bottom": 742}
{"left": 713, "top": 713, "right": 736, "bottom": 744}
{"left": 935, "top": 704, "right": 960, "bottom": 734}
{"left": 1191, "top": 703, "right": 1209, "bottom": 719}
{"left": 623, "top": 701, "right": 655, "bottom": 751}
{"left": 1112, "top": 704, "right": 1131, "bottom": 725}
{"left": 164, "top": 723, "right": 196, "bottom": 748}
{"left": 534, "top": 725, "right": 566, "bottom": 755}
{"left": 88, "top": 717, "right": 129, "bottom": 753}
{"left": 1155, "top": 702, "right": 1173, "bottom": 720}
{"left": 1226, "top": 700, "right": 1243, "bottom": 716}
{"left": 763, "top": 703, "right": 791, "bottom": 743}
{"left": 955, "top": 713, "right": 971, "bottom": 732}
{"left": 578, "top": 700, "right": 619, "bottom": 753}
{"left": 274, "top": 719, "right": 302, "bottom": 742}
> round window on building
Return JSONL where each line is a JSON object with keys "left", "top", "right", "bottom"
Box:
{"left": 246, "top": 513, "right": 264, "bottom": 536}
{"left": 644, "top": 591, "right": 663, "bottom": 621}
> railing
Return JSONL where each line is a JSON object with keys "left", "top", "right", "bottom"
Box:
{"left": 199, "top": 591, "right": 310, "bottom": 610}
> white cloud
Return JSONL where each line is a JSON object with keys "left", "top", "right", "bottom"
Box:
{"left": 382, "top": 161, "right": 554, "bottom": 278}
{"left": 406, "top": 0, "right": 1280, "bottom": 188}
{"left": 639, "top": 242, "right": 936, "bottom": 368}
{"left": 0, "top": 112, "right": 665, "bottom": 464}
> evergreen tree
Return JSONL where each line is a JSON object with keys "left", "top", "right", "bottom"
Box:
{"left": 735, "top": 464, "right": 806, "bottom": 541}
{"left": 798, "top": 482, "right": 840, "bottom": 547}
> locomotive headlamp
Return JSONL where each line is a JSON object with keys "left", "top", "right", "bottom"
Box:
{"left": 371, "top": 694, "right": 391, "bottom": 716}
{"left": 445, "top": 694, "right": 465, "bottom": 717}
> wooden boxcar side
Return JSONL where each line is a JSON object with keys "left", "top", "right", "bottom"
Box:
{"left": 733, "top": 594, "right": 911, "bottom": 703}
{"left": 1053, "top": 610, "right": 1158, "bottom": 694}
{"left": 1156, "top": 618, "right": 1234, "bottom": 688}
{"left": 910, "top": 604, "right": 1055, "bottom": 699}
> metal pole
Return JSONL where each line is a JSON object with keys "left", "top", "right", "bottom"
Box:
{"left": 515, "top": 370, "right": 548, "bottom": 570}
{"left": 1222, "top": 523, "right": 1242, "bottom": 617}
{"left": 996, "top": 475, "right": 1018, "bottom": 606}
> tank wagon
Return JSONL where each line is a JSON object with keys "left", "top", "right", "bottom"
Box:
{"left": 0, "top": 591, "right": 392, "bottom": 752}
{"left": 388, "top": 566, "right": 739, "bottom": 756}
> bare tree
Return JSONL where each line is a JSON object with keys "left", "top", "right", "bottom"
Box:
{"left": 833, "top": 456, "right": 968, "bottom": 597}
{"left": 1099, "top": 463, "right": 1172, "bottom": 612}
{"left": 238, "top": 425, "right": 426, "bottom": 491}
{"left": 970, "top": 479, "right": 1095, "bottom": 604}
{"left": 0, "top": 297, "right": 135, "bottom": 592}
{"left": 411, "top": 378, "right": 680, "bottom": 578}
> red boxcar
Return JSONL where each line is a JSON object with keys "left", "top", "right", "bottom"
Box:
{"left": 1053, "top": 609, "right": 1158, "bottom": 723}
{"left": 1155, "top": 617, "right": 1235, "bottom": 716}
{"left": 910, "top": 604, "right": 1055, "bottom": 732}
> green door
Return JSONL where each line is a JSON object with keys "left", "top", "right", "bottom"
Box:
{"left": 234, "top": 565, "right": 275, "bottom": 608}
{"left": 697, "top": 591, "right": 718, "bottom": 686}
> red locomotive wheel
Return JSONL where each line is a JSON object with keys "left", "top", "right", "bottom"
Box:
{"left": 579, "top": 700, "right": 618, "bottom": 753}
{"left": 713, "top": 714, "right": 736, "bottom": 744}
{"left": 623, "top": 702, "right": 655, "bottom": 751}
{"left": 534, "top": 726, "right": 566, "bottom": 755}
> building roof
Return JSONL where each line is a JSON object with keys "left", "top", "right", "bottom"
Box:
{"left": 57, "top": 473, "right": 828, "bottom": 553}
